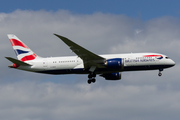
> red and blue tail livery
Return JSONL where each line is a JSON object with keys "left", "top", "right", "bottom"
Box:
{"left": 7, "top": 34, "right": 38, "bottom": 62}
{"left": 5, "top": 34, "right": 175, "bottom": 84}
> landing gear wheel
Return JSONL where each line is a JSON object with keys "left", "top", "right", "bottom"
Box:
{"left": 88, "top": 73, "right": 96, "bottom": 78}
{"left": 91, "top": 78, "right": 96, "bottom": 83}
{"left": 87, "top": 80, "right": 91, "bottom": 84}
{"left": 87, "top": 72, "right": 96, "bottom": 84}
{"left": 158, "top": 69, "right": 163, "bottom": 77}
{"left": 87, "top": 78, "right": 96, "bottom": 84}
{"left": 88, "top": 74, "right": 92, "bottom": 78}
{"left": 158, "top": 73, "right": 162, "bottom": 76}
{"left": 92, "top": 73, "right": 96, "bottom": 77}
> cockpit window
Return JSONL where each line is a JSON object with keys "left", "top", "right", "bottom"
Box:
{"left": 165, "top": 57, "right": 169, "bottom": 59}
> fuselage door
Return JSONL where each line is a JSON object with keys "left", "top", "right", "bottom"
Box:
{"left": 43, "top": 60, "right": 48, "bottom": 69}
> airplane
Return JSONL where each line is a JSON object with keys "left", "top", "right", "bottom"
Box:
{"left": 5, "top": 34, "right": 175, "bottom": 84}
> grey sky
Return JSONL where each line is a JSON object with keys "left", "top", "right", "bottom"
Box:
{"left": 1, "top": 10, "right": 180, "bottom": 120}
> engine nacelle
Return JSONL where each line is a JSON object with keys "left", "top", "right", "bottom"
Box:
{"left": 105, "top": 58, "right": 124, "bottom": 70}
{"left": 100, "top": 72, "right": 121, "bottom": 80}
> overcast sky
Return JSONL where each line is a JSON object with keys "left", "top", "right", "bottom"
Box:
{"left": 1, "top": 1, "right": 180, "bottom": 120}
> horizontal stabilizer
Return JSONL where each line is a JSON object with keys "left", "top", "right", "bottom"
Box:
{"left": 5, "top": 57, "right": 32, "bottom": 66}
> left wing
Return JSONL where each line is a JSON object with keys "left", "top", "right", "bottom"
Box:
{"left": 5, "top": 57, "right": 32, "bottom": 66}
{"left": 54, "top": 34, "right": 106, "bottom": 69}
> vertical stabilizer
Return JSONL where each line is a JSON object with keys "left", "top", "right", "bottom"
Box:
{"left": 7, "top": 34, "right": 40, "bottom": 61}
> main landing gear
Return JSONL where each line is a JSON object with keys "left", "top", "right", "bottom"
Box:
{"left": 158, "top": 69, "right": 163, "bottom": 76}
{"left": 87, "top": 72, "right": 96, "bottom": 84}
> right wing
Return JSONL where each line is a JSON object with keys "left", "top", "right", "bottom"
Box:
{"left": 54, "top": 34, "right": 106, "bottom": 69}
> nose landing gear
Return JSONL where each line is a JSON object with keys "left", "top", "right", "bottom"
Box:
{"left": 158, "top": 69, "right": 163, "bottom": 76}
{"left": 158, "top": 72, "right": 162, "bottom": 76}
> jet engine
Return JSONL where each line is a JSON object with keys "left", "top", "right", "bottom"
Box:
{"left": 105, "top": 58, "right": 124, "bottom": 70}
{"left": 100, "top": 72, "right": 121, "bottom": 80}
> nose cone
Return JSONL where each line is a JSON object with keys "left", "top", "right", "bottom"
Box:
{"left": 169, "top": 59, "right": 175, "bottom": 67}
{"left": 172, "top": 60, "right": 175, "bottom": 66}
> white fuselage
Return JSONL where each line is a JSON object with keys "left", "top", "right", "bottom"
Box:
{"left": 6, "top": 34, "right": 175, "bottom": 83}
{"left": 17, "top": 53, "right": 175, "bottom": 75}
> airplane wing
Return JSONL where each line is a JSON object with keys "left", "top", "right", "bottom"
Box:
{"left": 54, "top": 34, "right": 106, "bottom": 69}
